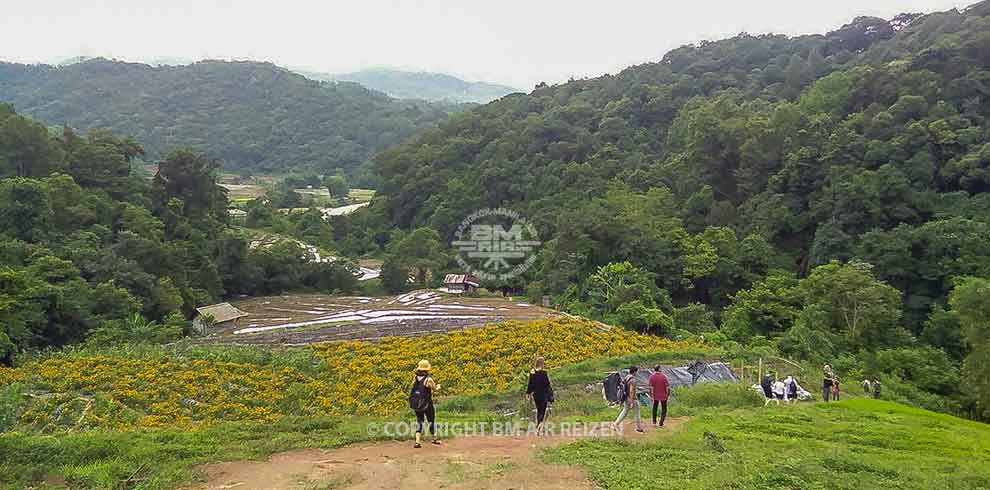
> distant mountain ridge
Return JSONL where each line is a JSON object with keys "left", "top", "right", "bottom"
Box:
{"left": 0, "top": 58, "right": 456, "bottom": 178}
{"left": 300, "top": 68, "right": 521, "bottom": 104}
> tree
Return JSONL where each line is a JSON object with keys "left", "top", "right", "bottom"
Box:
{"left": 798, "top": 261, "right": 910, "bottom": 352}
{"left": 0, "top": 114, "right": 61, "bottom": 178}
{"left": 324, "top": 174, "right": 350, "bottom": 201}
{"left": 584, "top": 262, "right": 667, "bottom": 315}
{"left": 949, "top": 277, "right": 990, "bottom": 418}
{"left": 152, "top": 149, "right": 227, "bottom": 221}
{"left": 386, "top": 228, "right": 446, "bottom": 286}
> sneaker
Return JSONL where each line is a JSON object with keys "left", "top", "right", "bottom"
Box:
{"left": 431, "top": 439, "right": 442, "bottom": 445}
{"left": 636, "top": 428, "right": 645, "bottom": 433}
{"left": 414, "top": 442, "right": 422, "bottom": 448}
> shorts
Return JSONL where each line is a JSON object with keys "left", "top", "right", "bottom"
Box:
{"left": 774, "top": 393, "right": 785, "bottom": 400}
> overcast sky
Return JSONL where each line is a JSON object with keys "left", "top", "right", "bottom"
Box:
{"left": 0, "top": 0, "right": 972, "bottom": 89}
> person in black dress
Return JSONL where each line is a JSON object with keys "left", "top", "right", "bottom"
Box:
{"left": 526, "top": 356, "right": 553, "bottom": 435}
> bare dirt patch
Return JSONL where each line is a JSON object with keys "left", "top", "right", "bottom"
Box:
{"left": 191, "top": 418, "right": 688, "bottom": 490}
{"left": 195, "top": 291, "right": 559, "bottom": 345}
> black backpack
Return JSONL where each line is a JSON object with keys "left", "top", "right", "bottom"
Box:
{"left": 408, "top": 376, "right": 431, "bottom": 412}
{"left": 616, "top": 375, "right": 628, "bottom": 403}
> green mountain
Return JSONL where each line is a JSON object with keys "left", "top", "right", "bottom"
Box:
{"left": 300, "top": 67, "right": 520, "bottom": 104}
{"left": 371, "top": 5, "right": 990, "bottom": 417}
{"left": 0, "top": 58, "right": 455, "bottom": 178}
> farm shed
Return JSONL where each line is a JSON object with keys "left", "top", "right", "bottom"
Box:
{"left": 443, "top": 274, "right": 480, "bottom": 294}
{"left": 192, "top": 302, "right": 248, "bottom": 334}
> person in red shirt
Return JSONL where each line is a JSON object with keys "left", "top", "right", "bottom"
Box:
{"left": 649, "top": 365, "right": 671, "bottom": 427}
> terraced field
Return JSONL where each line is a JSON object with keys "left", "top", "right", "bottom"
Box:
{"left": 199, "top": 291, "right": 558, "bottom": 344}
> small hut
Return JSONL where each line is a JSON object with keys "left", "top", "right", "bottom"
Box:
{"left": 443, "top": 274, "right": 480, "bottom": 294}
{"left": 192, "top": 302, "right": 248, "bottom": 335}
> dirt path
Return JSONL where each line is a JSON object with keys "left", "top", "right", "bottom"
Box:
{"left": 193, "top": 418, "right": 688, "bottom": 490}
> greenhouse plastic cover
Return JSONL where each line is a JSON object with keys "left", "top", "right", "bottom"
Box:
{"left": 603, "top": 360, "right": 739, "bottom": 404}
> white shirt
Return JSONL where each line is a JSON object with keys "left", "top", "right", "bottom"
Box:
{"left": 772, "top": 381, "right": 787, "bottom": 398}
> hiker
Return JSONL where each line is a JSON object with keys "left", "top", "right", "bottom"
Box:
{"left": 873, "top": 378, "right": 882, "bottom": 399}
{"left": 822, "top": 364, "right": 835, "bottom": 402}
{"left": 770, "top": 378, "right": 786, "bottom": 405}
{"left": 761, "top": 373, "right": 774, "bottom": 402}
{"left": 409, "top": 359, "right": 441, "bottom": 448}
{"left": 526, "top": 356, "right": 554, "bottom": 435}
{"left": 862, "top": 379, "right": 872, "bottom": 394}
{"left": 649, "top": 365, "right": 670, "bottom": 427}
{"left": 785, "top": 375, "right": 798, "bottom": 404}
{"left": 613, "top": 366, "right": 644, "bottom": 433}
{"left": 832, "top": 377, "right": 841, "bottom": 401}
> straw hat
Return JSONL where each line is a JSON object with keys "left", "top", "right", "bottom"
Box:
{"left": 416, "top": 359, "right": 432, "bottom": 372}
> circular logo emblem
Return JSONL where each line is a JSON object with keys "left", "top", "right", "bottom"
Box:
{"left": 451, "top": 208, "right": 542, "bottom": 281}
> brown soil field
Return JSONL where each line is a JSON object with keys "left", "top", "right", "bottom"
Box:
{"left": 195, "top": 291, "right": 559, "bottom": 345}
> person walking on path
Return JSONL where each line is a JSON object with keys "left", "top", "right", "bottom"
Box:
{"left": 409, "top": 359, "right": 441, "bottom": 448}
{"left": 613, "top": 366, "right": 645, "bottom": 433}
{"left": 862, "top": 379, "right": 872, "bottom": 395}
{"left": 822, "top": 364, "right": 835, "bottom": 402}
{"left": 526, "top": 356, "right": 554, "bottom": 435}
{"left": 649, "top": 365, "right": 670, "bottom": 426}
{"left": 873, "top": 378, "right": 882, "bottom": 399}
{"left": 832, "top": 377, "right": 841, "bottom": 401}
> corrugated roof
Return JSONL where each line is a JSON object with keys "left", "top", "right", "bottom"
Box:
{"left": 195, "top": 302, "right": 248, "bottom": 323}
{"left": 443, "top": 274, "right": 480, "bottom": 287}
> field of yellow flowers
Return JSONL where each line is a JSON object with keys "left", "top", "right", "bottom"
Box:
{"left": 0, "top": 318, "right": 698, "bottom": 432}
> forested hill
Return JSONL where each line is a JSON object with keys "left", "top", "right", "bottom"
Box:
{"left": 371, "top": 4, "right": 990, "bottom": 418}
{"left": 376, "top": 4, "right": 990, "bottom": 303}
{"left": 0, "top": 59, "right": 455, "bottom": 178}
{"left": 304, "top": 68, "right": 520, "bottom": 104}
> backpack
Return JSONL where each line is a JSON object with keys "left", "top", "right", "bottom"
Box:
{"left": 408, "top": 376, "right": 430, "bottom": 412}
{"left": 616, "top": 375, "right": 628, "bottom": 403}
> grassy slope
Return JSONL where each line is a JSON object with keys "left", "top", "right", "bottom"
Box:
{"left": 544, "top": 399, "right": 990, "bottom": 490}
{"left": 4, "top": 347, "right": 987, "bottom": 489}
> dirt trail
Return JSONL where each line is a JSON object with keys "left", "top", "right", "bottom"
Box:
{"left": 193, "top": 418, "right": 688, "bottom": 490}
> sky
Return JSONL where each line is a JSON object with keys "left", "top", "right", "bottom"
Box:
{"left": 0, "top": 0, "right": 973, "bottom": 89}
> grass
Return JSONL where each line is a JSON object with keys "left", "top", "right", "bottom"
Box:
{"left": 0, "top": 416, "right": 384, "bottom": 489}
{"left": 4, "top": 340, "right": 987, "bottom": 490}
{"left": 542, "top": 398, "right": 990, "bottom": 490}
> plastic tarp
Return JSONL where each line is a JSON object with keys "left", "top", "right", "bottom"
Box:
{"left": 603, "top": 360, "right": 739, "bottom": 404}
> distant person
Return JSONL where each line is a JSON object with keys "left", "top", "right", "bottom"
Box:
{"left": 613, "top": 366, "right": 644, "bottom": 433}
{"left": 526, "top": 356, "right": 553, "bottom": 435}
{"left": 832, "top": 377, "right": 841, "bottom": 401}
{"left": 409, "top": 359, "right": 441, "bottom": 448}
{"left": 761, "top": 373, "right": 774, "bottom": 402}
{"left": 770, "top": 378, "right": 787, "bottom": 405}
{"left": 862, "top": 379, "right": 872, "bottom": 395}
{"left": 873, "top": 378, "right": 882, "bottom": 399}
{"left": 822, "top": 364, "right": 835, "bottom": 402}
{"left": 649, "top": 365, "right": 670, "bottom": 426}
{"left": 785, "top": 375, "right": 799, "bottom": 404}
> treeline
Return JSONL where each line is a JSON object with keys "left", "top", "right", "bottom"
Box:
{"left": 0, "top": 59, "right": 458, "bottom": 184}
{"left": 367, "top": 4, "right": 990, "bottom": 418}
{"left": 0, "top": 105, "right": 359, "bottom": 359}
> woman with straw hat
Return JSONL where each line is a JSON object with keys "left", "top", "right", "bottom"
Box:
{"left": 409, "top": 359, "right": 441, "bottom": 448}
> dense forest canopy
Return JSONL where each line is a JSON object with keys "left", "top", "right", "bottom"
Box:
{"left": 368, "top": 3, "right": 990, "bottom": 418}
{"left": 0, "top": 59, "right": 457, "bottom": 182}
{"left": 0, "top": 103, "right": 361, "bottom": 360}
